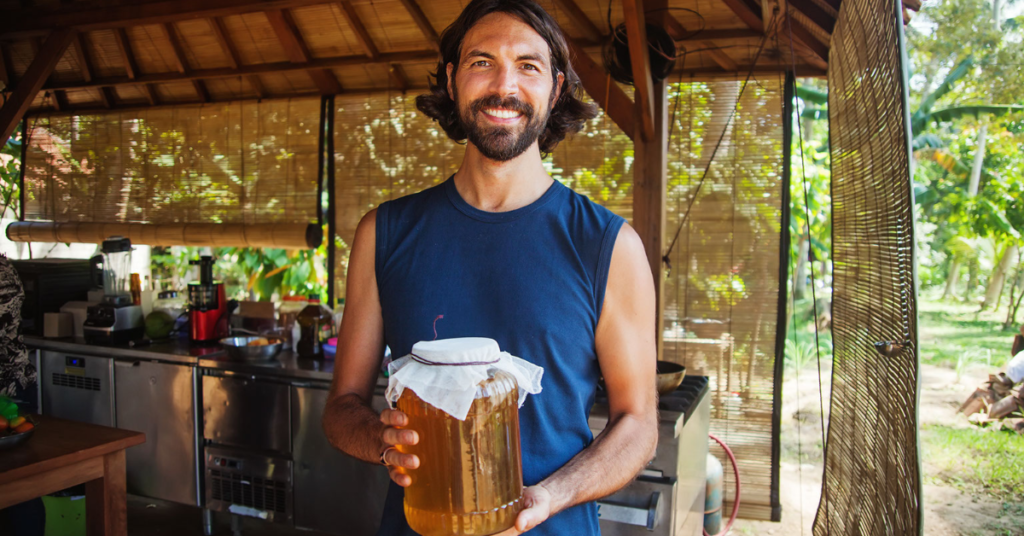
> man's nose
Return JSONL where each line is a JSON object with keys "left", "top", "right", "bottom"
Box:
{"left": 489, "top": 64, "right": 519, "bottom": 97}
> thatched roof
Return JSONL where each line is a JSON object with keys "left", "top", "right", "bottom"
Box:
{"left": 0, "top": 0, "right": 918, "bottom": 116}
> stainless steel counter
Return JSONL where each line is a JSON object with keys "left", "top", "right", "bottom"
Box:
{"left": 25, "top": 336, "right": 362, "bottom": 384}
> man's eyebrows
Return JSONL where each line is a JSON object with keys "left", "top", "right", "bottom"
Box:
{"left": 462, "top": 49, "right": 549, "bottom": 65}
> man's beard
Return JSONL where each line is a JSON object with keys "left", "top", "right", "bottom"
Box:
{"left": 455, "top": 86, "right": 553, "bottom": 162}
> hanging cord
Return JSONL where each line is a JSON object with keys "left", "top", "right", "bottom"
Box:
{"left": 784, "top": 9, "right": 830, "bottom": 534}
{"left": 661, "top": 15, "right": 778, "bottom": 269}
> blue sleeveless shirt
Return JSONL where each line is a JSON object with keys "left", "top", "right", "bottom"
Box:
{"left": 374, "top": 177, "right": 624, "bottom": 536}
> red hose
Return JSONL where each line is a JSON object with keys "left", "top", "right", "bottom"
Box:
{"left": 704, "top": 433, "right": 741, "bottom": 536}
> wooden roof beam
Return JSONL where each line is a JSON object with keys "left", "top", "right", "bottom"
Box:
{"left": 209, "top": 17, "right": 265, "bottom": 98}
{"left": 42, "top": 49, "right": 437, "bottom": 91}
{"left": 396, "top": 0, "right": 439, "bottom": 52}
{"left": 164, "top": 23, "right": 210, "bottom": 102}
{"left": 1, "top": 0, "right": 338, "bottom": 39}
{"left": 787, "top": 0, "right": 835, "bottom": 33}
{"left": 551, "top": 0, "right": 603, "bottom": 43}
{"left": 622, "top": 0, "right": 654, "bottom": 141}
{"left": 265, "top": 8, "right": 343, "bottom": 94}
{"left": 719, "top": 0, "right": 765, "bottom": 33}
{"left": 100, "top": 86, "right": 116, "bottom": 108}
{"left": 0, "top": 28, "right": 75, "bottom": 144}
{"left": 71, "top": 33, "right": 94, "bottom": 83}
{"left": 566, "top": 39, "right": 634, "bottom": 140}
{"left": 388, "top": 63, "right": 408, "bottom": 91}
{"left": 113, "top": 28, "right": 138, "bottom": 79}
{"left": 680, "top": 28, "right": 762, "bottom": 41}
{"left": 786, "top": 15, "right": 829, "bottom": 69}
{"left": 0, "top": 45, "right": 9, "bottom": 90}
{"left": 338, "top": 1, "right": 380, "bottom": 60}
{"left": 701, "top": 43, "right": 739, "bottom": 71}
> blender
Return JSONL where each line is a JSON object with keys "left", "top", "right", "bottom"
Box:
{"left": 83, "top": 237, "right": 145, "bottom": 343}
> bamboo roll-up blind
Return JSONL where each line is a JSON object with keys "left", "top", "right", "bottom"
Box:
{"left": 814, "top": 0, "right": 921, "bottom": 531}
{"left": 23, "top": 98, "right": 322, "bottom": 226}
{"left": 662, "top": 77, "right": 785, "bottom": 521}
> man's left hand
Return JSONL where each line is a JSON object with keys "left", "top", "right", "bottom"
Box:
{"left": 495, "top": 484, "right": 552, "bottom": 535}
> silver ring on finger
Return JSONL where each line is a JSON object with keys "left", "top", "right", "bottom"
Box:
{"left": 380, "top": 445, "right": 397, "bottom": 467}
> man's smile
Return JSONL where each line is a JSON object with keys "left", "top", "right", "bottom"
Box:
{"left": 481, "top": 107, "right": 524, "bottom": 122}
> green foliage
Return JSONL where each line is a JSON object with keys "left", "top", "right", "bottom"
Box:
{"left": 1, "top": 127, "right": 21, "bottom": 220}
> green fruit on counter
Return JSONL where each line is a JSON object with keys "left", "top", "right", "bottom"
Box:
{"left": 145, "top": 311, "right": 175, "bottom": 339}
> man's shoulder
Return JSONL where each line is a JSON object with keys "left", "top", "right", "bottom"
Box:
{"left": 557, "top": 182, "right": 626, "bottom": 227}
{"left": 379, "top": 180, "right": 448, "bottom": 217}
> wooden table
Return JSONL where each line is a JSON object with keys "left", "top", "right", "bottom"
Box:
{"left": 0, "top": 415, "right": 145, "bottom": 535}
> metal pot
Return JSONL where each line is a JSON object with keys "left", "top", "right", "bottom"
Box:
{"left": 655, "top": 361, "right": 686, "bottom": 395}
{"left": 220, "top": 336, "right": 284, "bottom": 362}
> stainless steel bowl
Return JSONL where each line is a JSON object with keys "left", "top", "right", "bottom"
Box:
{"left": 0, "top": 416, "right": 36, "bottom": 450}
{"left": 220, "top": 336, "right": 284, "bottom": 362}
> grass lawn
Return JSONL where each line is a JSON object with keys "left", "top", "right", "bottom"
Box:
{"left": 918, "top": 292, "right": 1018, "bottom": 372}
{"left": 921, "top": 424, "right": 1024, "bottom": 501}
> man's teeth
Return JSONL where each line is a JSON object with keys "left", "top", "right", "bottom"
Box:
{"left": 484, "top": 108, "right": 521, "bottom": 119}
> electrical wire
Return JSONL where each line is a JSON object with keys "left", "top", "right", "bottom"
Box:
{"left": 704, "top": 433, "right": 741, "bottom": 536}
{"left": 661, "top": 15, "right": 779, "bottom": 269}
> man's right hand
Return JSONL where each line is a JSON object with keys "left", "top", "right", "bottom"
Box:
{"left": 380, "top": 408, "right": 420, "bottom": 487}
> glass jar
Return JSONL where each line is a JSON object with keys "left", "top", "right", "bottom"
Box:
{"left": 278, "top": 296, "right": 308, "bottom": 344}
{"left": 296, "top": 296, "right": 335, "bottom": 360}
{"left": 396, "top": 371, "right": 524, "bottom": 536}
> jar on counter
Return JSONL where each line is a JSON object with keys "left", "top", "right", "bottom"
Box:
{"left": 296, "top": 296, "right": 335, "bottom": 360}
{"left": 385, "top": 338, "right": 544, "bottom": 536}
{"left": 278, "top": 295, "right": 308, "bottom": 345}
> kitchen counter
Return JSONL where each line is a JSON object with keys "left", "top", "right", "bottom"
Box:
{"left": 24, "top": 336, "right": 369, "bottom": 385}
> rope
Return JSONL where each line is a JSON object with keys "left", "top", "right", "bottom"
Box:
{"left": 409, "top": 353, "right": 500, "bottom": 367}
{"left": 661, "top": 16, "right": 778, "bottom": 269}
{"left": 784, "top": 9, "right": 830, "bottom": 534}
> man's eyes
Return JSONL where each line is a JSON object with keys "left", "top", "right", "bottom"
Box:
{"left": 467, "top": 60, "right": 542, "bottom": 72}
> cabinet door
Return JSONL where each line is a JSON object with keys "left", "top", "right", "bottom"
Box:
{"left": 203, "top": 374, "right": 291, "bottom": 453}
{"left": 40, "top": 351, "right": 114, "bottom": 427}
{"left": 115, "top": 360, "right": 198, "bottom": 506}
{"left": 291, "top": 386, "right": 390, "bottom": 536}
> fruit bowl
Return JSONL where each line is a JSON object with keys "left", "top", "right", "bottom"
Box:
{"left": 0, "top": 415, "right": 36, "bottom": 451}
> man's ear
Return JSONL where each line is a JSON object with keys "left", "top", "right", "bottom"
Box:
{"left": 446, "top": 63, "right": 455, "bottom": 101}
{"left": 553, "top": 71, "right": 565, "bottom": 103}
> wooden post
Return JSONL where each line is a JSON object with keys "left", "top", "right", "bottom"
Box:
{"left": 622, "top": 0, "right": 655, "bottom": 142}
{"left": 632, "top": 79, "right": 668, "bottom": 360}
{"left": 0, "top": 28, "right": 75, "bottom": 146}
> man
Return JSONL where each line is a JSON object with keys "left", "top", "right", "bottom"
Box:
{"left": 322, "top": 1, "right": 658, "bottom": 534}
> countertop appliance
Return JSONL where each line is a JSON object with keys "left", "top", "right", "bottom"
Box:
{"left": 189, "top": 256, "right": 229, "bottom": 343}
{"left": 10, "top": 258, "right": 96, "bottom": 336}
{"left": 84, "top": 237, "right": 144, "bottom": 344}
{"left": 592, "top": 375, "right": 711, "bottom": 536}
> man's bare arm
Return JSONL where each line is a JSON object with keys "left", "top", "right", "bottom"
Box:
{"left": 322, "top": 210, "right": 419, "bottom": 479}
{"left": 505, "top": 223, "right": 659, "bottom": 532}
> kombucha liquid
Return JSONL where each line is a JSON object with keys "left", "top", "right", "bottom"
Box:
{"left": 396, "top": 372, "right": 524, "bottom": 536}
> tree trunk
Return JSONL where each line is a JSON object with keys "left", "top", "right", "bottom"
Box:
{"left": 968, "top": 122, "right": 987, "bottom": 197}
{"left": 983, "top": 243, "right": 1018, "bottom": 311}
{"left": 943, "top": 258, "right": 961, "bottom": 300}
{"left": 1005, "top": 263, "right": 1024, "bottom": 330}
{"left": 965, "top": 258, "right": 980, "bottom": 302}
{"left": 794, "top": 234, "right": 810, "bottom": 301}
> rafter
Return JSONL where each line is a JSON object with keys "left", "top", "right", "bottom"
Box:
{"left": 786, "top": 15, "right": 829, "bottom": 68}
{"left": 0, "top": 28, "right": 76, "bottom": 144}
{"left": 396, "top": 0, "right": 439, "bottom": 51}
{"left": 164, "top": 22, "right": 211, "bottom": 101}
{"left": 551, "top": 0, "right": 603, "bottom": 43}
{"left": 113, "top": 28, "right": 138, "bottom": 79}
{"left": 566, "top": 39, "right": 634, "bottom": 140}
{"left": 71, "top": 34, "right": 94, "bottom": 83}
{"left": 1, "top": 0, "right": 336, "bottom": 38}
{"left": 143, "top": 84, "right": 160, "bottom": 106}
{"left": 100, "top": 86, "right": 116, "bottom": 108}
{"left": 388, "top": 63, "right": 408, "bottom": 91}
{"left": 338, "top": 1, "right": 380, "bottom": 60}
{"left": 702, "top": 43, "right": 739, "bottom": 71}
{"left": 209, "top": 17, "right": 265, "bottom": 98}
{"left": 787, "top": 0, "right": 835, "bottom": 33}
{"left": 265, "top": 8, "right": 342, "bottom": 94}
{"left": 719, "top": 0, "right": 765, "bottom": 33}
{"left": 42, "top": 49, "right": 436, "bottom": 92}
{"left": 622, "top": 0, "right": 654, "bottom": 141}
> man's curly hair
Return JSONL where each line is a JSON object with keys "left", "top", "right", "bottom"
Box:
{"left": 415, "top": 0, "right": 597, "bottom": 155}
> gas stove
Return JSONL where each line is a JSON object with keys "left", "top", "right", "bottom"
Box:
{"left": 590, "top": 375, "right": 711, "bottom": 536}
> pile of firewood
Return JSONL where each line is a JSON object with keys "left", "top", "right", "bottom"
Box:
{"left": 958, "top": 373, "right": 1024, "bottom": 434}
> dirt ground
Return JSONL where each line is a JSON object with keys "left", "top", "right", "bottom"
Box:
{"left": 727, "top": 362, "right": 1024, "bottom": 536}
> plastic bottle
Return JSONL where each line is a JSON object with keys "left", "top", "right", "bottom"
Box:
{"left": 296, "top": 296, "right": 335, "bottom": 360}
